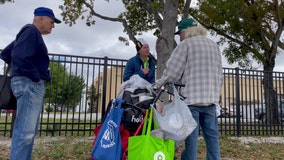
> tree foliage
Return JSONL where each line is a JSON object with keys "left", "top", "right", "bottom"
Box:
{"left": 191, "top": 0, "right": 284, "bottom": 70}
{"left": 0, "top": 0, "right": 13, "bottom": 4}
{"left": 87, "top": 83, "right": 98, "bottom": 113}
{"left": 59, "top": 0, "right": 162, "bottom": 44}
{"left": 45, "top": 62, "right": 86, "bottom": 111}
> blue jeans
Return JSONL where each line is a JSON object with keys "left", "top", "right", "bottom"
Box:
{"left": 10, "top": 76, "right": 45, "bottom": 160}
{"left": 181, "top": 105, "right": 220, "bottom": 160}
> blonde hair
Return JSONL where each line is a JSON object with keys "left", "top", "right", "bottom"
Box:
{"left": 183, "top": 26, "right": 208, "bottom": 39}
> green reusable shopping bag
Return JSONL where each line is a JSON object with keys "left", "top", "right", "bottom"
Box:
{"left": 128, "top": 108, "right": 175, "bottom": 160}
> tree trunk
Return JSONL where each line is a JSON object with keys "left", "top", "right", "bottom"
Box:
{"left": 156, "top": 0, "right": 179, "bottom": 79}
{"left": 263, "top": 64, "right": 279, "bottom": 124}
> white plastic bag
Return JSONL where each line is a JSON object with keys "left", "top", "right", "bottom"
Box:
{"left": 153, "top": 85, "right": 197, "bottom": 143}
{"left": 117, "top": 74, "right": 153, "bottom": 98}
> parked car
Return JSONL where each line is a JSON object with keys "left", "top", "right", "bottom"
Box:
{"left": 218, "top": 107, "right": 237, "bottom": 118}
{"left": 0, "top": 109, "right": 13, "bottom": 115}
{"left": 254, "top": 99, "right": 284, "bottom": 122}
{"left": 218, "top": 105, "right": 243, "bottom": 118}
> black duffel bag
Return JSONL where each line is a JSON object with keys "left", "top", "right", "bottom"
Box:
{"left": 121, "top": 89, "right": 154, "bottom": 133}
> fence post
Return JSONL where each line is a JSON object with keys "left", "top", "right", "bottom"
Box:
{"left": 101, "top": 57, "right": 108, "bottom": 120}
{"left": 235, "top": 67, "right": 241, "bottom": 137}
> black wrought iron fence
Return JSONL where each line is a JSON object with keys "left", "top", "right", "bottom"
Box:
{"left": 0, "top": 53, "right": 128, "bottom": 137}
{"left": 1, "top": 52, "right": 284, "bottom": 137}
{"left": 220, "top": 68, "right": 284, "bottom": 136}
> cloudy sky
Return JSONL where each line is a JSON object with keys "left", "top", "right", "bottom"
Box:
{"left": 0, "top": 0, "right": 284, "bottom": 72}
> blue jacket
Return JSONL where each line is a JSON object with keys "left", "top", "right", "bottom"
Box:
{"left": 0, "top": 24, "right": 50, "bottom": 82}
{"left": 123, "top": 54, "right": 155, "bottom": 83}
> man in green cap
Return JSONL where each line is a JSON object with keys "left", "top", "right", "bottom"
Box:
{"left": 155, "top": 18, "right": 223, "bottom": 160}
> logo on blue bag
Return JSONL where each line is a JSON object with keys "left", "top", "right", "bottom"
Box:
{"left": 154, "top": 151, "right": 165, "bottom": 160}
{"left": 100, "top": 120, "right": 118, "bottom": 148}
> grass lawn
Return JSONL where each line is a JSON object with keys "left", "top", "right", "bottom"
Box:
{"left": 0, "top": 135, "right": 284, "bottom": 160}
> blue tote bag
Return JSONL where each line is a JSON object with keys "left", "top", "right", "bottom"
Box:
{"left": 91, "top": 98, "right": 124, "bottom": 160}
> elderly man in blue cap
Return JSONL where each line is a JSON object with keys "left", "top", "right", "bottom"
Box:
{"left": 1, "top": 7, "right": 61, "bottom": 160}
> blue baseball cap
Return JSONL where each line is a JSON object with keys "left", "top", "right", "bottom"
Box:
{"left": 34, "top": 7, "right": 61, "bottom": 24}
{"left": 175, "top": 18, "right": 197, "bottom": 35}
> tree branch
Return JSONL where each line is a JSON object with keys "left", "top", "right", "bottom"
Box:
{"left": 82, "top": 1, "right": 136, "bottom": 43}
